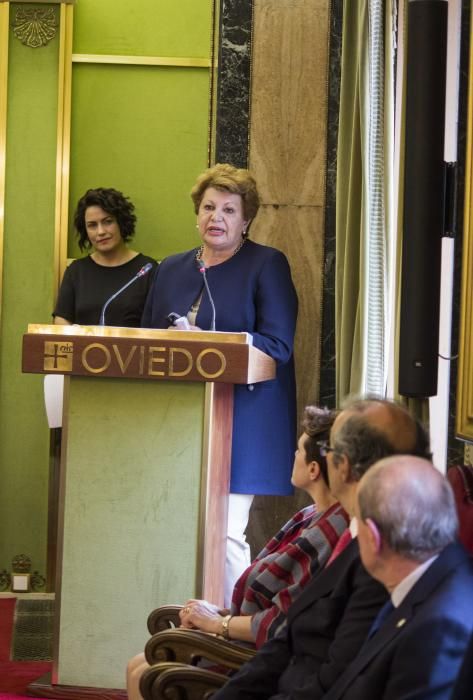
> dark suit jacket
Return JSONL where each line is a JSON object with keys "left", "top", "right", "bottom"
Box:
{"left": 212, "top": 538, "right": 388, "bottom": 700}
{"left": 451, "top": 629, "right": 473, "bottom": 699}
{"left": 323, "top": 542, "right": 473, "bottom": 700}
{"left": 141, "top": 240, "right": 298, "bottom": 495}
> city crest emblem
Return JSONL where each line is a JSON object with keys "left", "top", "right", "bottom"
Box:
{"left": 43, "top": 341, "right": 73, "bottom": 371}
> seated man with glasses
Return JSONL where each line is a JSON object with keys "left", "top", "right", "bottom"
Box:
{"left": 213, "top": 397, "right": 432, "bottom": 700}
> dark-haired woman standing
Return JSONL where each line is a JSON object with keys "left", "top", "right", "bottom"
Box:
{"left": 53, "top": 187, "right": 156, "bottom": 327}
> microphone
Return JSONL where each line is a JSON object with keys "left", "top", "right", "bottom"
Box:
{"left": 197, "top": 259, "right": 216, "bottom": 331}
{"left": 99, "top": 262, "right": 153, "bottom": 326}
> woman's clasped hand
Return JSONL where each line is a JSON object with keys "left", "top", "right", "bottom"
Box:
{"left": 179, "top": 599, "right": 228, "bottom": 635}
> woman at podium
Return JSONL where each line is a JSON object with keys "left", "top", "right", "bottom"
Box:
{"left": 53, "top": 187, "right": 156, "bottom": 327}
{"left": 141, "top": 164, "right": 298, "bottom": 604}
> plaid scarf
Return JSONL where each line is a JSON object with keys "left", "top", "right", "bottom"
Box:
{"left": 231, "top": 502, "right": 349, "bottom": 648}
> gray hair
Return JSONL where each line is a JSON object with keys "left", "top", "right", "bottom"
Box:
{"left": 332, "top": 417, "right": 397, "bottom": 481}
{"left": 358, "top": 456, "right": 458, "bottom": 561}
{"left": 332, "top": 397, "right": 431, "bottom": 481}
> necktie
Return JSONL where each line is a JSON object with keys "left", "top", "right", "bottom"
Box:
{"left": 325, "top": 529, "right": 352, "bottom": 567}
{"left": 367, "top": 599, "right": 395, "bottom": 639}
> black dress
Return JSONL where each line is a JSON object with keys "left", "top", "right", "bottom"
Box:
{"left": 53, "top": 254, "right": 157, "bottom": 327}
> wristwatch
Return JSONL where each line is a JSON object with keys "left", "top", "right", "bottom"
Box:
{"left": 221, "top": 614, "right": 233, "bottom": 639}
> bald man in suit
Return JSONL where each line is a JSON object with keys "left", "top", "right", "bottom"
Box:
{"left": 323, "top": 456, "right": 473, "bottom": 700}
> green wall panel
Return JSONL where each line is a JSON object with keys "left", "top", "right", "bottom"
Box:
{"left": 0, "top": 6, "right": 59, "bottom": 573}
{"left": 72, "top": 0, "right": 214, "bottom": 58}
{"left": 0, "top": 0, "right": 214, "bottom": 590}
{"left": 68, "top": 63, "right": 210, "bottom": 260}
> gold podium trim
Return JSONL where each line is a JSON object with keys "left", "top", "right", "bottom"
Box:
{"left": 23, "top": 325, "right": 274, "bottom": 385}
{"left": 27, "top": 323, "right": 251, "bottom": 343}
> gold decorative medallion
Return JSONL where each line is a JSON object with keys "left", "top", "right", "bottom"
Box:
{"left": 0, "top": 569, "right": 11, "bottom": 591}
{"left": 12, "top": 7, "right": 57, "bottom": 48}
{"left": 12, "top": 553, "right": 31, "bottom": 573}
{"left": 44, "top": 340, "right": 73, "bottom": 371}
{"left": 31, "top": 570, "right": 46, "bottom": 591}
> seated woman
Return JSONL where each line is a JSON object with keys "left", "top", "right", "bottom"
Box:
{"left": 126, "top": 406, "right": 349, "bottom": 700}
{"left": 53, "top": 187, "right": 156, "bottom": 327}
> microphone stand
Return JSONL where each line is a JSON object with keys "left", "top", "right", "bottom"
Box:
{"left": 99, "top": 263, "right": 153, "bottom": 326}
{"left": 198, "top": 260, "right": 216, "bottom": 331}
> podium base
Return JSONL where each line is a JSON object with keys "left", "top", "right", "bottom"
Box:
{"left": 27, "top": 673, "right": 127, "bottom": 700}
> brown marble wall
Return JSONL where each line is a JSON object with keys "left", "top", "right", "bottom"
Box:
{"left": 247, "top": 0, "right": 333, "bottom": 550}
{"left": 250, "top": 0, "right": 330, "bottom": 422}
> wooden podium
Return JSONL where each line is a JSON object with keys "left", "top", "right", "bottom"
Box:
{"left": 22, "top": 324, "right": 275, "bottom": 692}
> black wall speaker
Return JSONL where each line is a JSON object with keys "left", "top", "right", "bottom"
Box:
{"left": 399, "top": 0, "right": 448, "bottom": 397}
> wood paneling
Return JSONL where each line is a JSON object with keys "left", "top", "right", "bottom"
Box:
{"left": 250, "top": 0, "right": 330, "bottom": 205}
{"left": 251, "top": 204, "right": 325, "bottom": 414}
{"left": 200, "top": 383, "right": 233, "bottom": 607}
{"left": 247, "top": 0, "right": 331, "bottom": 554}
{"left": 250, "top": 0, "right": 330, "bottom": 415}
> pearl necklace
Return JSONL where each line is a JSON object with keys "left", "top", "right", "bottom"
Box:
{"left": 195, "top": 237, "right": 246, "bottom": 264}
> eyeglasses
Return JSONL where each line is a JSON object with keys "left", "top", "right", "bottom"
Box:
{"left": 316, "top": 440, "right": 335, "bottom": 458}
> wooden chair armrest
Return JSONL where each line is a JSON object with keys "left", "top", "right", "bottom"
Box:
{"left": 144, "top": 628, "right": 256, "bottom": 669}
{"left": 140, "top": 661, "right": 227, "bottom": 700}
{"left": 147, "top": 605, "right": 183, "bottom": 634}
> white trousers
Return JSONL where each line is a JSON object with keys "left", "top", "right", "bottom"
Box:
{"left": 224, "top": 493, "right": 254, "bottom": 608}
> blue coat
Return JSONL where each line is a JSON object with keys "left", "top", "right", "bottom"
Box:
{"left": 324, "top": 541, "right": 473, "bottom": 700}
{"left": 141, "top": 240, "right": 298, "bottom": 495}
{"left": 451, "top": 628, "right": 473, "bottom": 699}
